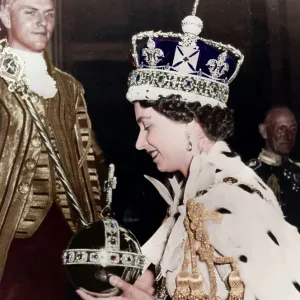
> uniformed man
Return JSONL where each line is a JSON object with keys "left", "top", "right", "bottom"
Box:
{"left": 248, "top": 105, "right": 300, "bottom": 229}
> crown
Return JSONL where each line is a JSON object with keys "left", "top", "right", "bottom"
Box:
{"left": 126, "top": 0, "right": 244, "bottom": 107}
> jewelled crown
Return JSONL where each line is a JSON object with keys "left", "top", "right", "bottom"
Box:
{"left": 126, "top": 0, "right": 244, "bottom": 108}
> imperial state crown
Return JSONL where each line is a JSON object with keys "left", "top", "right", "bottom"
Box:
{"left": 127, "top": 0, "right": 244, "bottom": 108}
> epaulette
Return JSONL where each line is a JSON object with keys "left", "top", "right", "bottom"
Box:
{"left": 246, "top": 158, "right": 262, "bottom": 170}
{"left": 289, "top": 158, "right": 300, "bottom": 168}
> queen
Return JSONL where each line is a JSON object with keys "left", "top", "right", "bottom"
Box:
{"left": 78, "top": 0, "right": 300, "bottom": 299}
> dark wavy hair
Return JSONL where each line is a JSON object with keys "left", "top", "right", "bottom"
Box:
{"left": 138, "top": 94, "right": 234, "bottom": 141}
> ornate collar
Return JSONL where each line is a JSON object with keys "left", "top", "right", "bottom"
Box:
{"left": 0, "top": 38, "right": 56, "bottom": 91}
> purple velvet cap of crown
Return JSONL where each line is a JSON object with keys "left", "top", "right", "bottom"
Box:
{"left": 138, "top": 39, "right": 237, "bottom": 83}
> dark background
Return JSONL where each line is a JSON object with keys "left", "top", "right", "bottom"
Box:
{"left": 55, "top": 0, "right": 300, "bottom": 243}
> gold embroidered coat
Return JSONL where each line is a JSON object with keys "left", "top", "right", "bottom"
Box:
{"left": 0, "top": 55, "right": 101, "bottom": 280}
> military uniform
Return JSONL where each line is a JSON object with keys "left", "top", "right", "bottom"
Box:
{"left": 248, "top": 148, "right": 300, "bottom": 229}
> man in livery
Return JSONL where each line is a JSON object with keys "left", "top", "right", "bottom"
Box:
{"left": 248, "top": 105, "right": 300, "bottom": 229}
{"left": 0, "top": 0, "right": 102, "bottom": 298}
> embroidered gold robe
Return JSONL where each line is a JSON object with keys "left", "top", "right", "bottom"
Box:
{"left": 0, "top": 53, "right": 102, "bottom": 280}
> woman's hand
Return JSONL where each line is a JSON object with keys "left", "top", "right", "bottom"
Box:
{"left": 76, "top": 270, "right": 155, "bottom": 300}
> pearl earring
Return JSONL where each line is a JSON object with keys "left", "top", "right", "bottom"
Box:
{"left": 185, "top": 132, "right": 192, "bottom": 152}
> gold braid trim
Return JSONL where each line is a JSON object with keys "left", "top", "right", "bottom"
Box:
{"left": 174, "top": 270, "right": 192, "bottom": 300}
{"left": 227, "top": 270, "right": 244, "bottom": 300}
{"left": 173, "top": 197, "right": 245, "bottom": 300}
{"left": 185, "top": 213, "right": 207, "bottom": 300}
{"left": 173, "top": 208, "right": 209, "bottom": 300}
{"left": 173, "top": 237, "right": 192, "bottom": 300}
{"left": 266, "top": 174, "right": 280, "bottom": 201}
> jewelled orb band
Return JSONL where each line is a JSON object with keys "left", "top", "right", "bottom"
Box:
{"left": 63, "top": 249, "right": 146, "bottom": 269}
{"left": 62, "top": 219, "right": 146, "bottom": 270}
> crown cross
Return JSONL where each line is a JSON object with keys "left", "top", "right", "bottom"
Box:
{"left": 142, "top": 38, "right": 164, "bottom": 67}
{"left": 104, "top": 164, "right": 117, "bottom": 206}
{"left": 206, "top": 52, "right": 229, "bottom": 79}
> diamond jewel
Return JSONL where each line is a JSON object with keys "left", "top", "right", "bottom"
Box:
{"left": 121, "top": 254, "right": 134, "bottom": 265}
{"left": 90, "top": 253, "right": 99, "bottom": 262}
